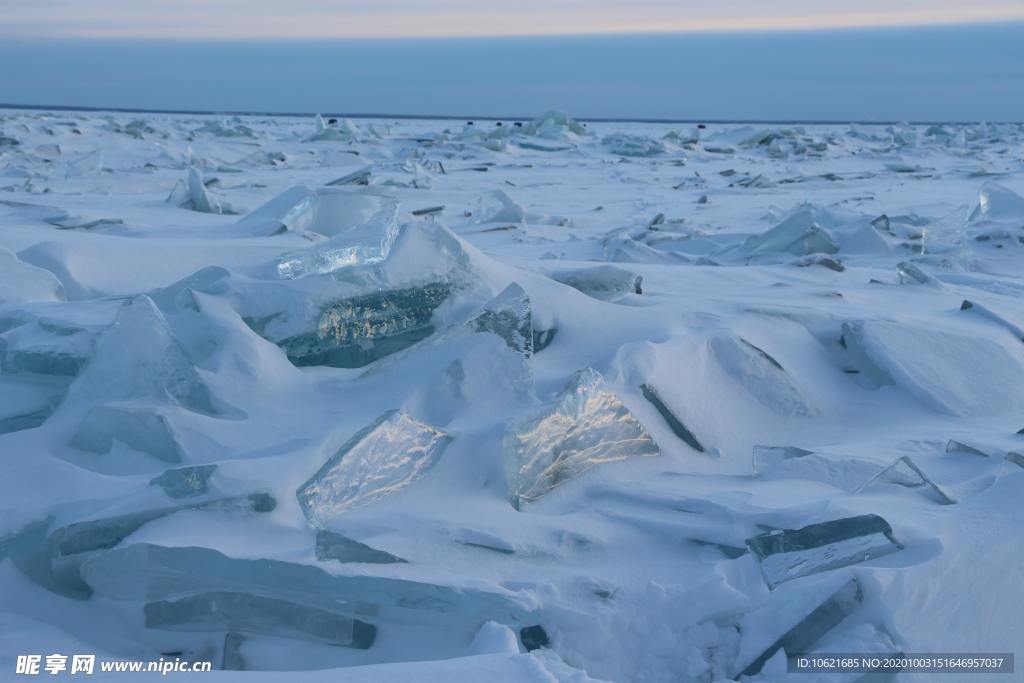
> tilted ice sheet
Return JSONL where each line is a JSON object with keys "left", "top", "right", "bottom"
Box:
{"left": 503, "top": 367, "right": 658, "bottom": 506}
{"left": 297, "top": 410, "right": 451, "bottom": 527}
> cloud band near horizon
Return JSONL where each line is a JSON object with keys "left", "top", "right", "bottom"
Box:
{"left": 2, "top": 0, "right": 1023, "bottom": 39}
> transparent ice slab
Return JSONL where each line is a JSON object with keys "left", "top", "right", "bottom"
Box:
{"left": 297, "top": 410, "right": 451, "bottom": 526}
{"left": 895, "top": 260, "right": 939, "bottom": 286}
{"left": 221, "top": 632, "right": 246, "bottom": 670}
{"left": 315, "top": 530, "right": 406, "bottom": 564}
{"left": 272, "top": 192, "right": 399, "bottom": 278}
{"left": 601, "top": 133, "right": 667, "bottom": 157}
{"left": 746, "top": 515, "right": 901, "bottom": 588}
{"left": 709, "top": 335, "right": 817, "bottom": 417}
{"left": 549, "top": 265, "right": 642, "bottom": 301}
{"left": 736, "top": 578, "right": 864, "bottom": 677}
{"left": 242, "top": 222, "right": 474, "bottom": 368}
{"left": 82, "top": 543, "right": 527, "bottom": 626}
{"left": 47, "top": 494, "right": 275, "bottom": 596}
{"left": 273, "top": 283, "right": 452, "bottom": 368}
{"left": 473, "top": 190, "right": 524, "bottom": 224}
{"left": 150, "top": 464, "right": 218, "bottom": 499}
{"left": 238, "top": 187, "right": 399, "bottom": 272}
{"left": 167, "top": 167, "right": 234, "bottom": 215}
{"left": 755, "top": 447, "right": 955, "bottom": 504}
{"left": 856, "top": 456, "right": 956, "bottom": 505}
{"left": 235, "top": 185, "right": 319, "bottom": 236}
{"left": 51, "top": 494, "right": 275, "bottom": 559}
{"left": 468, "top": 283, "right": 534, "bottom": 356}
{"left": 503, "top": 367, "right": 659, "bottom": 506}
{"left": 0, "top": 317, "right": 93, "bottom": 378}
{"left": 145, "top": 591, "right": 376, "bottom": 648}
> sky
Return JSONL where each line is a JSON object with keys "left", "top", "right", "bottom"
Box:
{"left": 3, "top": 0, "right": 1024, "bottom": 38}
{"left": 0, "top": 1, "right": 1022, "bottom": 121}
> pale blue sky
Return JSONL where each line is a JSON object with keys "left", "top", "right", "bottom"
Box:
{"left": 0, "top": 3, "right": 1021, "bottom": 121}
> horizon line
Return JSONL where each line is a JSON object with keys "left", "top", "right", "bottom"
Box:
{"left": 3, "top": 102, "right": 1021, "bottom": 127}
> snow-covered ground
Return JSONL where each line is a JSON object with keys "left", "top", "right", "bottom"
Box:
{"left": 1, "top": 109, "right": 1023, "bottom": 682}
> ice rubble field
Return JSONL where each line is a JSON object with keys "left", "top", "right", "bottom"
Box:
{"left": 1, "top": 109, "right": 1023, "bottom": 682}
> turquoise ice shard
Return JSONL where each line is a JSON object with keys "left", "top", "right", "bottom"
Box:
{"left": 70, "top": 405, "right": 184, "bottom": 462}
{"left": 71, "top": 295, "right": 215, "bottom": 414}
{"left": 145, "top": 592, "right": 377, "bottom": 648}
{"left": 503, "top": 367, "right": 659, "bottom": 507}
{"left": 549, "top": 265, "right": 642, "bottom": 300}
{"left": 746, "top": 514, "right": 901, "bottom": 588}
{"left": 297, "top": 410, "right": 451, "bottom": 526}
{"left": 468, "top": 283, "right": 534, "bottom": 356}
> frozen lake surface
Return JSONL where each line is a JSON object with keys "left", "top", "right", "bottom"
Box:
{"left": 1, "top": 109, "right": 1023, "bottom": 681}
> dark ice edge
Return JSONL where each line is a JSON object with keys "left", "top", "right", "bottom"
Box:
{"left": 639, "top": 384, "right": 705, "bottom": 453}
